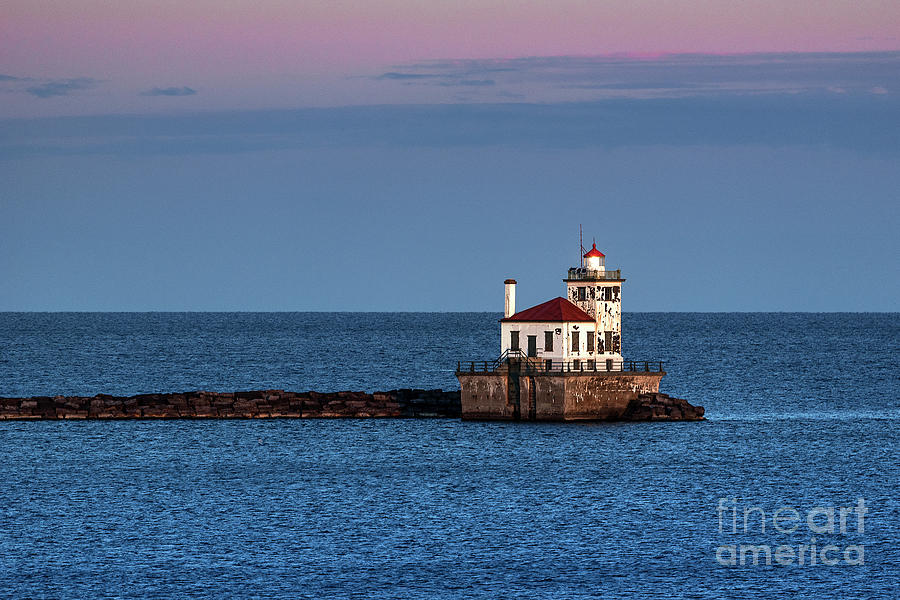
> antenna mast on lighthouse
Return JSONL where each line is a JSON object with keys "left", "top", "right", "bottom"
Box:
{"left": 579, "top": 224, "right": 585, "bottom": 267}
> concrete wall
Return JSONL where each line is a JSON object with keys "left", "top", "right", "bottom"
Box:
{"left": 532, "top": 375, "right": 567, "bottom": 420}
{"left": 561, "top": 372, "right": 662, "bottom": 420}
{"left": 458, "top": 371, "right": 664, "bottom": 421}
{"left": 456, "top": 373, "right": 515, "bottom": 420}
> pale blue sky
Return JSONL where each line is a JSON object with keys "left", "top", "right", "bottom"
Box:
{"left": 1, "top": 54, "right": 898, "bottom": 311}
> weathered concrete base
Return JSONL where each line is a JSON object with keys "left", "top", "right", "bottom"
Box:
{"left": 0, "top": 389, "right": 461, "bottom": 420}
{"left": 457, "top": 371, "right": 703, "bottom": 421}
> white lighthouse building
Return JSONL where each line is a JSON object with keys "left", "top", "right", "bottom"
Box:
{"left": 499, "top": 242, "right": 624, "bottom": 371}
{"left": 457, "top": 240, "right": 675, "bottom": 421}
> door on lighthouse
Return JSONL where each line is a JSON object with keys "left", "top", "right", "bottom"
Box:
{"left": 527, "top": 335, "right": 537, "bottom": 358}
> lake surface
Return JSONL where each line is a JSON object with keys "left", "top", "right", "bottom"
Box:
{"left": 0, "top": 312, "right": 898, "bottom": 599}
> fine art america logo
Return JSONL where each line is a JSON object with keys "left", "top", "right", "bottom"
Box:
{"left": 715, "top": 498, "right": 867, "bottom": 566}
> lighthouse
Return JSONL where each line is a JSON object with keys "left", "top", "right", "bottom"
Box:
{"left": 497, "top": 241, "right": 624, "bottom": 371}
{"left": 565, "top": 242, "right": 623, "bottom": 360}
{"left": 457, "top": 237, "right": 665, "bottom": 421}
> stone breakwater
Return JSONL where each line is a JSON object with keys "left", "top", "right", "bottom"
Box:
{"left": 0, "top": 389, "right": 462, "bottom": 420}
{"left": 0, "top": 389, "right": 703, "bottom": 421}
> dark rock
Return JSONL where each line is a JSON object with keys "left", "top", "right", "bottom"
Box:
{"left": 622, "top": 393, "right": 704, "bottom": 421}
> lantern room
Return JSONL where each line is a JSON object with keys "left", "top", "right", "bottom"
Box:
{"left": 583, "top": 243, "right": 605, "bottom": 272}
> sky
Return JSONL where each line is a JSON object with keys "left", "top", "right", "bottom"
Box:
{"left": 1, "top": 1, "right": 899, "bottom": 311}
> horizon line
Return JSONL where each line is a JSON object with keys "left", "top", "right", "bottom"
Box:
{"left": 1, "top": 310, "right": 897, "bottom": 315}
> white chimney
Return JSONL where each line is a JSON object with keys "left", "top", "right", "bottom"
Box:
{"left": 504, "top": 279, "right": 517, "bottom": 318}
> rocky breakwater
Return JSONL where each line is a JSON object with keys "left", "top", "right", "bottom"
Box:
{"left": 0, "top": 389, "right": 704, "bottom": 421}
{"left": 0, "top": 389, "right": 462, "bottom": 420}
{"left": 622, "top": 392, "right": 705, "bottom": 421}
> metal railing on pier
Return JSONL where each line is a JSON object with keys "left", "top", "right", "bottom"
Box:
{"left": 456, "top": 352, "right": 664, "bottom": 375}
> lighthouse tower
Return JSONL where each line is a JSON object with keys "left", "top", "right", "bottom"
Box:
{"left": 565, "top": 242, "right": 624, "bottom": 359}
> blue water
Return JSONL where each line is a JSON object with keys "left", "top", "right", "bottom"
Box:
{"left": 0, "top": 313, "right": 898, "bottom": 599}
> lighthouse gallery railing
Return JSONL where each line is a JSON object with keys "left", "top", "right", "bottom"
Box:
{"left": 565, "top": 268, "right": 622, "bottom": 281}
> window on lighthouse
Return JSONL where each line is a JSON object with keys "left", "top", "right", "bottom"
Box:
{"left": 510, "top": 331, "right": 520, "bottom": 351}
{"left": 577, "top": 287, "right": 586, "bottom": 301}
{"left": 544, "top": 331, "right": 554, "bottom": 352}
{"left": 571, "top": 331, "right": 580, "bottom": 353}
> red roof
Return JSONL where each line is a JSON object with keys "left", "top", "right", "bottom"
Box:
{"left": 583, "top": 243, "right": 605, "bottom": 258}
{"left": 501, "top": 297, "right": 594, "bottom": 323}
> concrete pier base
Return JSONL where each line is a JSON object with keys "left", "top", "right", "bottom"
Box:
{"left": 457, "top": 370, "right": 671, "bottom": 421}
